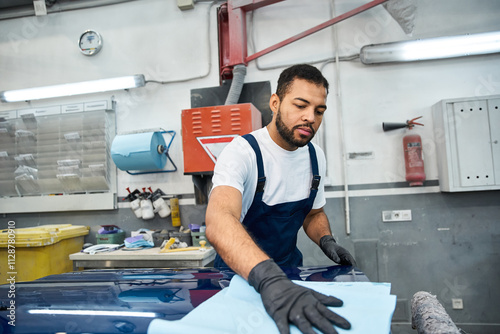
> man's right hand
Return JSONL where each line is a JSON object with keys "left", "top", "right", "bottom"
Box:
{"left": 248, "top": 259, "right": 351, "bottom": 334}
{"left": 320, "top": 235, "right": 357, "bottom": 266}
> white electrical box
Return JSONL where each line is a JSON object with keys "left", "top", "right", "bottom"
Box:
{"left": 432, "top": 95, "right": 500, "bottom": 192}
{"left": 177, "top": 0, "right": 194, "bottom": 10}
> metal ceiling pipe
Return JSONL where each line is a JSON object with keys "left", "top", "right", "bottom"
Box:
{"left": 0, "top": 0, "right": 137, "bottom": 20}
{"left": 224, "top": 64, "right": 247, "bottom": 105}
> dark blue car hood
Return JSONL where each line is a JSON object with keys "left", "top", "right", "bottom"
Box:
{"left": 0, "top": 266, "right": 367, "bottom": 334}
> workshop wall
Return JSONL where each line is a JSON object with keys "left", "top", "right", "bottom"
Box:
{"left": 1, "top": 0, "right": 500, "bottom": 333}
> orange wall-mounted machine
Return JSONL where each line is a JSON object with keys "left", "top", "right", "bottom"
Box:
{"left": 181, "top": 103, "right": 262, "bottom": 175}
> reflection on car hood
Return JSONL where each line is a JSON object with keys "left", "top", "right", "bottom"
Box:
{"left": 0, "top": 266, "right": 367, "bottom": 334}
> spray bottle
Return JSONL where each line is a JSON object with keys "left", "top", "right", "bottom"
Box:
{"left": 152, "top": 188, "right": 171, "bottom": 218}
{"left": 140, "top": 187, "right": 155, "bottom": 220}
{"left": 125, "top": 188, "right": 142, "bottom": 218}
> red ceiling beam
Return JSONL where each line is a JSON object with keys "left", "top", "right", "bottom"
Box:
{"left": 218, "top": 0, "right": 388, "bottom": 81}
{"left": 245, "top": 0, "right": 389, "bottom": 63}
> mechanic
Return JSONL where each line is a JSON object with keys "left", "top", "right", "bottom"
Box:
{"left": 206, "top": 64, "right": 356, "bottom": 334}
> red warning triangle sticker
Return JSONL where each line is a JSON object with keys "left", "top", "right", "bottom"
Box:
{"left": 197, "top": 135, "right": 239, "bottom": 163}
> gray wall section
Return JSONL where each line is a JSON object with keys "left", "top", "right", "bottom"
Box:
{"left": 298, "top": 190, "right": 500, "bottom": 334}
{"left": 2, "top": 190, "right": 499, "bottom": 333}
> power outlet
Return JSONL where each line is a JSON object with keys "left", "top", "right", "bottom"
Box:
{"left": 382, "top": 210, "right": 412, "bottom": 222}
{"left": 33, "top": 0, "right": 47, "bottom": 16}
{"left": 452, "top": 298, "right": 464, "bottom": 309}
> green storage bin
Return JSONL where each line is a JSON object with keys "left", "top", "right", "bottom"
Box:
{"left": 191, "top": 231, "right": 210, "bottom": 247}
{"left": 96, "top": 231, "right": 125, "bottom": 244}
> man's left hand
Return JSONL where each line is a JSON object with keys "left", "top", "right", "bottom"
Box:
{"left": 320, "top": 235, "right": 356, "bottom": 266}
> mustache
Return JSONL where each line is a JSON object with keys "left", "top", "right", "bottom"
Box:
{"left": 293, "top": 124, "right": 315, "bottom": 135}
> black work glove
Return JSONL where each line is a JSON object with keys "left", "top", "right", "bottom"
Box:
{"left": 248, "top": 259, "right": 351, "bottom": 334}
{"left": 320, "top": 235, "right": 357, "bottom": 266}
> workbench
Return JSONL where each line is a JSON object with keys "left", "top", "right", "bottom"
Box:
{"left": 69, "top": 247, "right": 216, "bottom": 269}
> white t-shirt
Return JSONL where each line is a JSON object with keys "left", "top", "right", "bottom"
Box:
{"left": 211, "top": 127, "right": 327, "bottom": 222}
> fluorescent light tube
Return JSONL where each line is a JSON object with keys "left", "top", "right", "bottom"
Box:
{"left": 0, "top": 74, "right": 146, "bottom": 102}
{"left": 360, "top": 31, "right": 500, "bottom": 64}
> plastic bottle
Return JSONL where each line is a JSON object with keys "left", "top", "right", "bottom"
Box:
{"left": 124, "top": 188, "right": 142, "bottom": 218}
{"left": 130, "top": 198, "right": 142, "bottom": 218}
{"left": 141, "top": 198, "right": 155, "bottom": 220}
{"left": 152, "top": 189, "right": 171, "bottom": 218}
{"left": 140, "top": 188, "right": 155, "bottom": 220}
{"left": 170, "top": 196, "right": 181, "bottom": 227}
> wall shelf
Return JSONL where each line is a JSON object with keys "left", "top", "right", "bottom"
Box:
{"left": 0, "top": 99, "right": 117, "bottom": 213}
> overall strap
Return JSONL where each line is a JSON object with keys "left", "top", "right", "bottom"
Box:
{"left": 242, "top": 134, "right": 266, "bottom": 194}
{"left": 307, "top": 142, "right": 321, "bottom": 191}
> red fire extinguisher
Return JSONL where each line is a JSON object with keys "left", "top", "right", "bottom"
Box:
{"left": 383, "top": 116, "right": 426, "bottom": 186}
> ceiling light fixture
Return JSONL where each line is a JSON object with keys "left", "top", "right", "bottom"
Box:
{"left": 360, "top": 31, "right": 500, "bottom": 64}
{"left": 0, "top": 74, "right": 146, "bottom": 102}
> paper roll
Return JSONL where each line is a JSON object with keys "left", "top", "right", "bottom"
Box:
{"left": 111, "top": 132, "right": 167, "bottom": 171}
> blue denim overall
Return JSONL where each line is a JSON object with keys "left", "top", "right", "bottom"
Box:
{"left": 214, "top": 133, "right": 321, "bottom": 268}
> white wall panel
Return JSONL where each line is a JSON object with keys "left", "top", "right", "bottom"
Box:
{"left": 1, "top": 0, "right": 500, "bottom": 198}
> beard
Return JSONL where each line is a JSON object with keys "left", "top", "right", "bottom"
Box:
{"left": 275, "top": 107, "right": 316, "bottom": 148}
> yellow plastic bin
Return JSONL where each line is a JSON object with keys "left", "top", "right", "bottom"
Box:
{"left": 0, "top": 224, "right": 89, "bottom": 284}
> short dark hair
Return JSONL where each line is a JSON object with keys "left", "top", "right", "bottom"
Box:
{"left": 276, "top": 64, "right": 329, "bottom": 101}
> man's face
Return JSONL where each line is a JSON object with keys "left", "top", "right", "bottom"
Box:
{"left": 272, "top": 78, "right": 327, "bottom": 150}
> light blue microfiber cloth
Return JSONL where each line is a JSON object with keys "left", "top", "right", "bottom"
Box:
{"left": 124, "top": 235, "right": 154, "bottom": 249}
{"left": 147, "top": 274, "right": 397, "bottom": 334}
